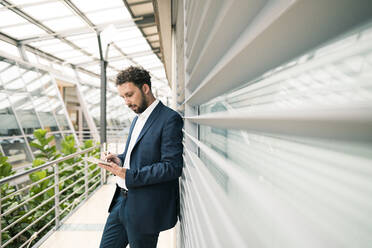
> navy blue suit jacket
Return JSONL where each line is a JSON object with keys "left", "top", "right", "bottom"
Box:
{"left": 109, "top": 101, "right": 183, "bottom": 233}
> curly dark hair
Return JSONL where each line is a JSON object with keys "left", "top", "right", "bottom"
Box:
{"left": 116, "top": 66, "right": 151, "bottom": 89}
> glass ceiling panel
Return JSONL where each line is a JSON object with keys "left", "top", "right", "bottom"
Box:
{"left": 0, "top": 61, "right": 11, "bottom": 72}
{"left": 29, "top": 38, "right": 65, "bottom": 47}
{"left": 0, "top": 8, "right": 27, "bottom": 27}
{"left": 0, "top": 93, "right": 10, "bottom": 108}
{"left": 0, "top": 64, "right": 20, "bottom": 83}
{"left": 53, "top": 50, "right": 86, "bottom": 59}
{"left": 44, "top": 85, "right": 57, "bottom": 97}
{"left": 123, "top": 43, "right": 152, "bottom": 54}
{"left": 22, "top": 70, "right": 39, "bottom": 83}
{"left": 1, "top": 0, "right": 170, "bottom": 113}
{"left": 43, "top": 15, "right": 88, "bottom": 32}
{"left": 79, "top": 85, "right": 89, "bottom": 92}
{"left": 32, "top": 96, "right": 51, "bottom": 111}
{"left": 48, "top": 96, "right": 61, "bottom": 110}
{"left": 106, "top": 49, "right": 122, "bottom": 58}
{"left": 66, "top": 34, "right": 98, "bottom": 57}
{"left": 8, "top": 93, "right": 29, "bottom": 108}
{"left": 115, "top": 27, "right": 143, "bottom": 41}
{"left": 72, "top": 0, "right": 125, "bottom": 13}
{"left": 66, "top": 32, "right": 96, "bottom": 43}
{"left": 109, "top": 60, "right": 134, "bottom": 69}
{"left": 141, "top": 62, "right": 163, "bottom": 70}
{"left": 133, "top": 54, "right": 160, "bottom": 64}
{"left": 8, "top": 0, "right": 59, "bottom": 5}
{"left": 106, "top": 68, "right": 118, "bottom": 78}
{"left": 21, "top": 2, "right": 74, "bottom": 20}
{"left": 150, "top": 68, "right": 166, "bottom": 79}
{"left": 1, "top": 24, "right": 48, "bottom": 40}
{"left": 78, "top": 48, "right": 97, "bottom": 58}
{"left": 78, "top": 72, "right": 100, "bottom": 86}
{"left": 32, "top": 41, "right": 74, "bottom": 54}
{"left": 3, "top": 77, "right": 25, "bottom": 91}
{"left": 0, "top": 40, "right": 20, "bottom": 58}
{"left": 85, "top": 8, "right": 132, "bottom": 25}
{"left": 83, "top": 64, "right": 100, "bottom": 74}
{"left": 114, "top": 38, "right": 147, "bottom": 48}
{"left": 65, "top": 56, "right": 92, "bottom": 64}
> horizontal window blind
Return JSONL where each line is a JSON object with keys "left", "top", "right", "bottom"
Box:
{"left": 175, "top": 0, "right": 372, "bottom": 247}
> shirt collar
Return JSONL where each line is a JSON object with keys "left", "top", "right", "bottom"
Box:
{"left": 138, "top": 99, "right": 159, "bottom": 120}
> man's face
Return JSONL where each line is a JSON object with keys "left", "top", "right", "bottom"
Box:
{"left": 117, "top": 82, "right": 147, "bottom": 114}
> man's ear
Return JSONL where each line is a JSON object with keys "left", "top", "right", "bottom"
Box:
{"left": 142, "top": 84, "right": 150, "bottom": 94}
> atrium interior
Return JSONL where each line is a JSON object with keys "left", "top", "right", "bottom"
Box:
{"left": 1, "top": 0, "right": 372, "bottom": 248}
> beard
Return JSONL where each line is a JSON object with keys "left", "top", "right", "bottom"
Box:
{"left": 131, "top": 91, "right": 148, "bottom": 114}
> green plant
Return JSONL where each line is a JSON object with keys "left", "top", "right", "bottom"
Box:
{"left": 29, "top": 129, "right": 61, "bottom": 162}
{"left": 0, "top": 154, "right": 27, "bottom": 247}
{"left": 1, "top": 130, "right": 102, "bottom": 247}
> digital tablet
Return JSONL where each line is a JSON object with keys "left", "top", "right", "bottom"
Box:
{"left": 82, "top": 157, "right": 111, "bottom": 166}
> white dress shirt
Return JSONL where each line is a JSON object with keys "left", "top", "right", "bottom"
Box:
{"left": 116, "top": 99, "right": 159, "bottom": 189}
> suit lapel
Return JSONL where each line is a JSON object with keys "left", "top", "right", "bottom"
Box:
{"left": 122, "top": 116, "right": 138, "bottom": 161}
{"left": 133, "top": 101, "right": 163, "bottom": 148}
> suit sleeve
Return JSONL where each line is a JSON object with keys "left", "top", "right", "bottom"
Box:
{"left": 117, "top": 153, "right": 124, "bottom": 166}
{"left": 125, "top": 113, "right": 183, "bottom": 188}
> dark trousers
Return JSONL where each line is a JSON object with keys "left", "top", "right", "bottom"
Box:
{"left": 99, "top": 194, "right": 159, "bottom": 248}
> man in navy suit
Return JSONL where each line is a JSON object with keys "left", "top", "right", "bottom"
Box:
{"left": 97, "top": 66, "right": 183, "bottom": 248}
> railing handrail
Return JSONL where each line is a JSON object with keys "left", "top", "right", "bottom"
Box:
{"left": 0, "top": 145, "right": 98, "bottom": 185}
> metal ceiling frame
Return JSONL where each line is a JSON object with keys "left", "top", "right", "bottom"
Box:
{"left": 0, "top": 0, "right": 165, "bottom": 79}
{"left": 19, "top": 19, "right": 138, "bottom": 44}
{"left": 121, "top": 0, "right": 161, "bottom": 59}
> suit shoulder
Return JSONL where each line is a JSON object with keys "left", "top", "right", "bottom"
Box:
{"left": 161, "top": 104, "right": 182, "bottom": 119}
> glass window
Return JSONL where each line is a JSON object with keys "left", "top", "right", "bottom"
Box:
{"left": 37, "top": 112, "right": 59, "bottom": 132}
{"left": 0, "top": 93, "right": 22, "bottom": 136}
{"left": 0, "top": 137, "right": 32, "bottom": 168}
{"left": 26, "top": 71, "right": 49, "bottom": 96}
{"left": 33, "top": 96, "right": 59, "bottom": 132}
{"left": 55, "top": 106, "right": 70, "bottom": 131}
{"left": 10, "top": 93, "right": 42, "bottom": 134}
{"left": 49, "top": 132, "right": 62, "bottom": 151}
{"left": 0, "top": 63, "right": 26, "bottom": 91}
{"left": 44, "top": 80, "right": 58, "bottom": 97}
{"left": 23, "top": 69, "right": 45, "bottom": 95}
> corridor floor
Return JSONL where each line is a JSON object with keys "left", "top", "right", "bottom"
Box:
{"left": 39, "top": 176, "right": 175, "bottom": 248}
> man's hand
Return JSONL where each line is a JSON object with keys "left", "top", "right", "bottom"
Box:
{"left": 101, "top": 152, "right": 122, "bottom": 166}
{"left": 97, "top": 161, "right": 127, "bottom": 179}
{"left": 99, "top": 152, "right": 126, "bottom": 179}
